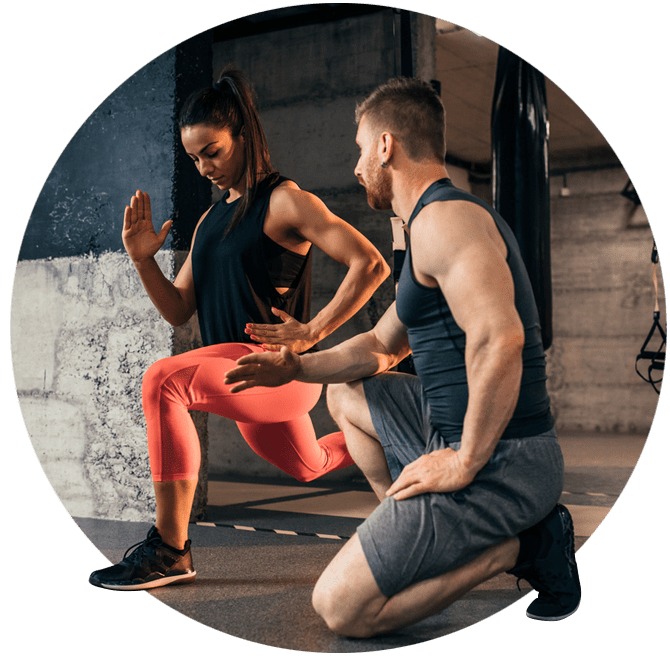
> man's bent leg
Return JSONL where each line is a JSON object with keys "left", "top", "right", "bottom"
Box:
{"left": 327, "top": 381, "right": 392, "bottom": 500}
{"left": 313, "top": 533, "right": 520, "bottom": 638}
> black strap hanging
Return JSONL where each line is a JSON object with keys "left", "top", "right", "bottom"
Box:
{"left": 635, "top": 241, "right": 665, "bottom": 393}
{"left": 391, "top": 216, "right": 415, "bottom": 374}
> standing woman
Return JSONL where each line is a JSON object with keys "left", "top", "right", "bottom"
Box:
{"left": 89, "top": 68, "right": 389, "bottom": 590}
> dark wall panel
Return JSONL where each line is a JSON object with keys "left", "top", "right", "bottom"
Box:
{"left": 19, "top": 32, "right": 212, "bottom": 261}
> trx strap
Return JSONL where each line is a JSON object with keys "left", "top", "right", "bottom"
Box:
{"left": 390, "top": 216, "right": 406, "bottom": 291}
{"left": 635, "top": 241, "right": 665, "bottom": 393}
{"left": 390, "top": 216, "right": 415, "bottom": 374}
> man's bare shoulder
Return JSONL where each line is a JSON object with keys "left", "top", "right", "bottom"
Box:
{"left": 410, "top": 199, "right": 505, "bottom": 282}
{"left": 412, "top": 198, "right": 493, "bottom": 235}
{"left": 411, "top": 199, "right": 493, "bottom": 255}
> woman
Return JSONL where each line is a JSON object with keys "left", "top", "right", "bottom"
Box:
{"left": 89, "top": 68, "right": 389, "bottom": 590}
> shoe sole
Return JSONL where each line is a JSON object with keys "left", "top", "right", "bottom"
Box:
{"left": 526, "top": 602, "right": 580, "bottom": 621}
{"left": 91, "top": 571, "right": 196, "bottom": 591}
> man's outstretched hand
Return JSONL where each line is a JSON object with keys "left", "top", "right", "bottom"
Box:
{"left": 223, "top": 346, "right": 301, "bottom": 393}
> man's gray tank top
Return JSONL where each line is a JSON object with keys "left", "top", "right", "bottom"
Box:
{"left": 395, "top": 178, "right": 553, "bottom": 442}
{"left": 191, "top": 175, "right": 312, "bottom": 347}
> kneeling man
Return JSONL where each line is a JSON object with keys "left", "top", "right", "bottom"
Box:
{"left": 225, "top": 77, "right": 580, "bottom": 637}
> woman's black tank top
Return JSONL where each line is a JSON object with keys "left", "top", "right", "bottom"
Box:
{"left": 191, "top": 176, "right": 312, "bottom": 346}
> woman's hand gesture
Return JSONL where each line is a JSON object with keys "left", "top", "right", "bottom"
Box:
{"left": 122, "top": 190, "right": 172, "bottom": 264}
{"left": 245, "top": 308, "right": 316, "bottom": 354}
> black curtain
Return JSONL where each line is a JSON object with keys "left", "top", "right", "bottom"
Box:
{"left": 491, "top": 47, "right": 552, "bottom": 350}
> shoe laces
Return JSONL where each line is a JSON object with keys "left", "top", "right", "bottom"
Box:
{"left": 123, "top": 535, "right": 162, "bottom": 564}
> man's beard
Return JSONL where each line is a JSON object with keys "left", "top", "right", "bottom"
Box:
{"left": 364, "top": 163, "right": 392, "bottom": 211}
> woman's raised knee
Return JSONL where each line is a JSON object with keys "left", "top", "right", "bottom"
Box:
{"left": 142, "top": 357, "right": 172, "bottom": 393}
{"left": 142, "top": 356, "right": 194, "bottom": 403}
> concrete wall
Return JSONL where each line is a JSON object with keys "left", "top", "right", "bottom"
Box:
{"left": 12, "top": 252, "right": 175, "bottom": 519}
{"left": 545, "top": 166, "right": 664, "bottom": 432}
{"left": 18, "top": 53, "right": 178, "bottom": 260}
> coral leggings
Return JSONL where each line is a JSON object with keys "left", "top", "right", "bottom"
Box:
{"left": 142, "top": 342, "right": 353, "bottom": 482}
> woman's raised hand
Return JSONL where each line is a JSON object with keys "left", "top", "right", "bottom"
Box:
{"left": 122, "top": 190, "right": 173, "bottom": 264}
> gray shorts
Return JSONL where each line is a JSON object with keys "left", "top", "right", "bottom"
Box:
{"left": 357, "top": 372, "right": 564, "bottom": 598}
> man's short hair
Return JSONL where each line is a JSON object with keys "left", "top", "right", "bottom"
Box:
{"left": 355, "top": 77, "right": 446, "bottom": 162}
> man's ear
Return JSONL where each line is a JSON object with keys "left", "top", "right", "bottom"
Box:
{"left": 380, "top": 131, "right": 394, "bottom": 164}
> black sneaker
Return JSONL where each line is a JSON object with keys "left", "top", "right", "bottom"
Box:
{"left": 89, "top": 526, "right": 196, "bottom": 591}
{"left": 509, "top": 504, "right": 581, "bottom": 621}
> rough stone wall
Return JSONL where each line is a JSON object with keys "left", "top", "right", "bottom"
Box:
{"left": 12, "top": 252, "right": 174, "bottom": 519}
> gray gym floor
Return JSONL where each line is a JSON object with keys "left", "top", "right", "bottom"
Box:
{"left": 75, "top": 432, "right": 645, "bottom": 653}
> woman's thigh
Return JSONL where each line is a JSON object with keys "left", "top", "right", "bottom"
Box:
{"left": 149, "top": 343, "right": 322, "bottom": 423}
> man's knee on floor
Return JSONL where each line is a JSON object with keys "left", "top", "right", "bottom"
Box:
{"left": 312, "top": 577, "right": 377, "bottom": 638}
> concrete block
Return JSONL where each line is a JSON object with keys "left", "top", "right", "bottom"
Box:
{"left": 546, "top": 337, "right": 660, "bottom": 388}
{"left": 19, "top": 396, "right": 95, "bottom": 517}
{"left": 550, "top": 167, "right": 629, "bottom": 198}
{"left": 546, "top": 337, "right": 662, "bottom": 433}
{"left": 12, "top": 251, "right": 176, "bottom": 522}
{"left": 547, "top": 379, "right": 660, "bottom": 433}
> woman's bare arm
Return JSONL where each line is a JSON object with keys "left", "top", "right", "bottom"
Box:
{"left": 245, "top": 185, "right": 390, "bottom": 352}
{"left": 122, "top": 190, "right": 205, "bottom": 327}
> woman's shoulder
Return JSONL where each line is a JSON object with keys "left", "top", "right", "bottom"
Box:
{"left": 265, "top": 178, "right": 329, "bottom": 240}
{"left": 270, "top": 179, "right": 324, "bottom": 211}
{"left": 272, "top": 177, "right": 301, "bottom": 196}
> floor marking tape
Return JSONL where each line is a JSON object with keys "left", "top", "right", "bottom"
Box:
{"left": 196, "top": 521, "right": 350, "bottom": 540}
{"left": 562, "top": 490, "right": 609, "bottom": 498}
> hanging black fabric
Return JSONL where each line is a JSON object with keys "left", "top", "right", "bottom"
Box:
{"left": 491, "top": 46, "right": 553, "bottom": 350}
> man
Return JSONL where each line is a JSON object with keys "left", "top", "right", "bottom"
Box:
{"left": 224, "top": 77, "right": 580, "bottom": 637}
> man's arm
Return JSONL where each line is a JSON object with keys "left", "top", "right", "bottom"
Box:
{"left": 224, "top": 302, "right": 410, "bottom": 392}
{"left": 386, "top": 199, "right": 525, "bottom": 500}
